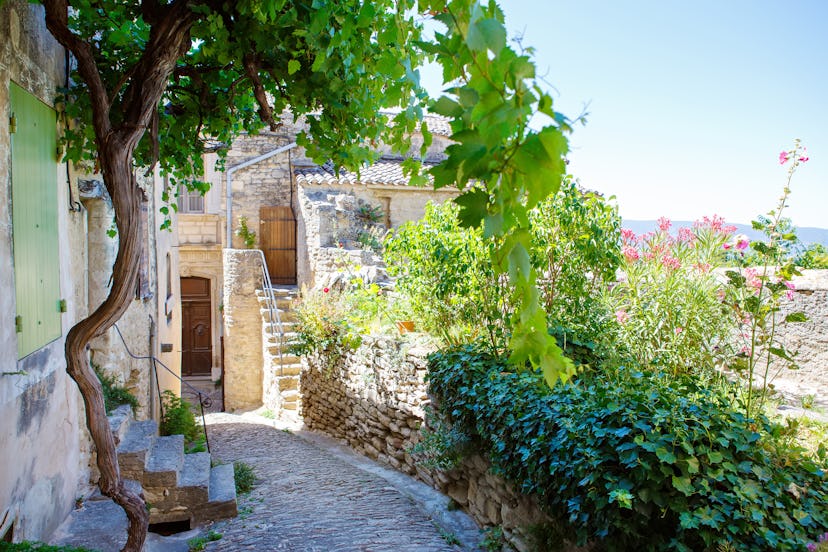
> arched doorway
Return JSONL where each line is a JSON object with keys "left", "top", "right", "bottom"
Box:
{"left": 181, "top": 276, "right": 212, "bottom": 376}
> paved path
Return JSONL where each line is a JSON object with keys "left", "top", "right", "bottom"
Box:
{"left": 201, "top": 412, "right": 482, "bottom": 552}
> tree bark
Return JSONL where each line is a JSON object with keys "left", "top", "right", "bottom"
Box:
{"left": 65, "top": 141, "right": 148, "bottom": 552}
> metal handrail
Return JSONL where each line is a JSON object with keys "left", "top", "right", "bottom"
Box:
{"left": 249, "top": 249, "right": 286, "bottom": 376}
{"left": 112, "top": 322, "right": 211, "bottom": 453}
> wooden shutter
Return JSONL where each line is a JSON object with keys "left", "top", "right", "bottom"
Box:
{"left": 10, "top": 83, "right": 61, "bottom": 359}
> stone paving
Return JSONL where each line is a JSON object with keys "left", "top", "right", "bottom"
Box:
{"left": 200, "top": 412, "right": 483, "bottom": 552}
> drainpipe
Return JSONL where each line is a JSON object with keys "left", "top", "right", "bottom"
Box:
{"left": 225, "top": 142, "right": 298, "bottom": 247}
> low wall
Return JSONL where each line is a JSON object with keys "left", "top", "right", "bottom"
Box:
{"left": 300, "top": 336, "right": 557, "bottom": 551}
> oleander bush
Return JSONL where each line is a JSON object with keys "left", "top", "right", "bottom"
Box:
{"left": 427, "top": 346, "right": 828, "bottom": 551}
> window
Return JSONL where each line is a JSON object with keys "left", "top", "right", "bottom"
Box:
{"left": 178, "top": 185, "right": 204, "bottom": 214}
{"left": 10, "top": 83, "right": 62, "bottom": 359}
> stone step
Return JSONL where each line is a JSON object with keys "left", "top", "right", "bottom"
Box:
{"left": 276, "top": 375, "right": 299, "bottom": 392}
{"left": 108, "top": 404, "right": 133, "bottom": 447}
{"left": 146, "top": 452, "right": 211, "bottom": 522}
{"left": 193, "top": 463, "right": 238, "bottom": 524}
{"left": 266, "top": 349, "right": 301, "bottom": 363}
{"left": 116, "top": 420, "right": 157, "bottom": 481}
{"left": 281, "top": 389, "right": 300, "bottom": 402}
{"left": 268, "top": 363, "right": 302, "bottom": 377}
{"left": 281, "top": 401, "right": 299, "bottom": 411}
{"left": 144, "top": 434, "right": 185, "bottom": 487}
{"left": 267, "top": 331, "right": 300, "bottom": 344}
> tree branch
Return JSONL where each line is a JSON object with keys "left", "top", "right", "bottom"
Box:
{"left": 243, "top": 53, "right": 279, "bottom": 131}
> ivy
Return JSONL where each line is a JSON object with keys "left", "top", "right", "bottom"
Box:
{"left": 428, "top": 347, "right": 828, "bottom": 550}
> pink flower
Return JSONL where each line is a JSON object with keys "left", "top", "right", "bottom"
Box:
{"left": 622, "top": 245, "right": 640, "bottom": 263}
{"left": 717, "top": 289, "right": 726, "bottom": 302}
{"left": 736, "top": 238, "right": 749, "bottom": 251}
{"left": 323, "top": 287, "right": 330, "bottom": 293}
{"left": 661, "top": 254, "right": 681, "bottom": 271}
{"left": 723, "top": 243, "right": 732, "bottom": 250}
{"left": 674, "top": 327, "right": 683, "bottom": 335}
{"left": 677, "top": 227, "right": 695, "bottom": 244}
{"left": 744, "top": 268, "right": 761, "bottom": 292}
{"left": 779, "top": 151, "right": 791, "bottom": 165}
{"left": 798, "top": 147, "right": 809, "bottom": 162}
{"left": 621, "top": 228, "right": 637, "bottom": 243}
{"left": 615, "top": 310, "right": 630, "bottom": 325}
{"left": 658, "top": 217, "right": 672, "bottom": 232}
{"left": 722, "top": 224, "right": 738, "bottom": 235}
{"left": 694, "top": 262, "right": 711, "bottom": 273}
{"left": 786, "top": 290, "right": 795, "bottom": 300}
{"left": 785, "top": 281, "right": 795, "bottom": 291}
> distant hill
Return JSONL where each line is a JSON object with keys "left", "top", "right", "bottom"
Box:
{"left": 622, "top": 220, "right": 828, "bottom": 247}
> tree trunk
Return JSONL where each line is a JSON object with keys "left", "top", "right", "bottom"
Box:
{"left": 65, "top": 140, "right": 149, "bottom": 552}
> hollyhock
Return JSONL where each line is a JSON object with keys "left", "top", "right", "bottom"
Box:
{"left": 779, "top": 150, "right": 791, "bottom": 164}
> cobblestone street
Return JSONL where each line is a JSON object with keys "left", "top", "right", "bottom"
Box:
{"left": 201, "top": 412, "right": 482, "bottom": 552}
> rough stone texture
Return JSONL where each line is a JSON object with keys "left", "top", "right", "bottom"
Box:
{"left": 0, "top": 1, "right": 90, "bottom": 542}
{"left": 222, "top": 250, "right": 264, "bottom": 410}
{"left": 771, "top": 270, "right": 828, "bottom": 409}
{"left": 300, "top": 335, "right": 570, "bottom": 551}
{"left": 203, "top": 412, "right": 476, "bottom": 551}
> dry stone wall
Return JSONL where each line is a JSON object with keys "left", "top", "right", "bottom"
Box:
{"left": 299, "top": 336, "right": 557, "bottom": 551}
{"left": 772, "top": 270, "right": 828, "bottom": 408}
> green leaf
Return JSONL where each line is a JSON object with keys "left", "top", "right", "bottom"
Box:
{"left": 672, "top": 475, "right": 694, "bottom": 496}
{"left": 466, "top": 18, "right": 506, "bottom": 53}
{"left": 656, "top": 447, "right": 677, "bottom": 464}
{"left": 453, "top": 188, "right": 489, "bottom": 228}
{"left": 785, "top": 312, "right": 808, "bottom": 323}
{"left": 287, "top": 59, "right": 301, "bottom": 75}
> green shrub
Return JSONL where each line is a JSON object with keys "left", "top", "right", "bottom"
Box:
{"left": 290, "top": 287, "right": 363, "bottom": 369}
{"left": 236, "top": 216, "right": 256, "bottom": 248}
{"left": 427, "top": 347, "right": 828, "bottom": 551}
{"left": 159, "top": 390, "right": 204, "bottom": 451}
{"left": 233, "top": 461, "right": 256, "bottom": 494}
{"left": 94, "top": 365, "right": 139, "bottom": 414}
{"left": 187, "top": 530, "right": 222, "bottom": 552}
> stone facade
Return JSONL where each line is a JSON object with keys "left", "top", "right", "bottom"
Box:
{"left": 1, "top": 2, "right": 182, "bottom": 541}
{"left": 222, "top": 249, "right": 265, "bottom": 410}
{"left": 0, "top": 2, "right": 89, "bottom": 541}
{"left": 299, "top": 336, "right": 559, "bottom": 551}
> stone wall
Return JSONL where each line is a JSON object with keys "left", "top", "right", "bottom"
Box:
{"left": 222, "top": 249, "right": 264, "bottom": 410}
{"left": 0, "top": 1, "right": 89, "bottom": 541}
{"left": 772, "top": 270, "right": 828, "bottom": 408}
{"left": 300, "top": 336, "right": 556, "bottom": 551}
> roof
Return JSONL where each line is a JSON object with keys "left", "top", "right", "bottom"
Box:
{"left": 294, "top": 156, "right": 441, "bottom": 188}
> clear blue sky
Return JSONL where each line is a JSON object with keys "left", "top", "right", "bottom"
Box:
{"left": 421, "top": 1, "right": 828, "bottom": 228}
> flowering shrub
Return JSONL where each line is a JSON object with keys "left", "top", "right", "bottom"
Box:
{"left": 602, "top": 216, "right": 734, "bottom": 375}
{"left": 723, "top": 140, "right": 809, "bottom": 417}
{"left": 290, "top": 286, "right": 363, "bottom": 370}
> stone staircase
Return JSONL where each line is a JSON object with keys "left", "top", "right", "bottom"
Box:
{"left": 111, "top": 405, "right": 237, "bottom": 526}
{"left": 258, "top": 286, "right": 303, "bottom": 419}
{"left": 51, "top": 406, "right": 237, "bottom": 550}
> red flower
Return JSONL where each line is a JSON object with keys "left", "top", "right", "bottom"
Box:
{"left": 323, "top": 287, "right": 330, "bottom": 293}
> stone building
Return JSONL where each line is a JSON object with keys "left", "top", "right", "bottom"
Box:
{"left": 178, "top": 112, "right": 457, "bottom": 410}
{"left": 1, "top": 1, "right": 181, "bottom": 542}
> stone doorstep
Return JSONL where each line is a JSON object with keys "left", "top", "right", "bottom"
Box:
{"left": 144, "top": 434, "right": 185, "bottom": 487}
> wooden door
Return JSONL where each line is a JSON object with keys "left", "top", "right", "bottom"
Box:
{"left": 260, "top": 206, "right": 296, "bottom": 285}
{"left": 181, "top": 277, "right": 212, "bottom": 376}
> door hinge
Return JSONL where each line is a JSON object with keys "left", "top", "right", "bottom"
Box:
{"left": 9, "top": 115, "right": 16, "bottom": 134}
{"left": 15, "top": 315, "right": 22, "bottom": 333}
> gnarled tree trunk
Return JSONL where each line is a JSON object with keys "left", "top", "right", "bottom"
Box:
{"left": 64, "top": 143, "right": 148, "bottom": 550}
{"left": 41, "top": 1, "right": 197, "bottom": 550}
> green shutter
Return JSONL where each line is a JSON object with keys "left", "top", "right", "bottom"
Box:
{"left": 10, "top": 82, "right": 62, "bottom": 359}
